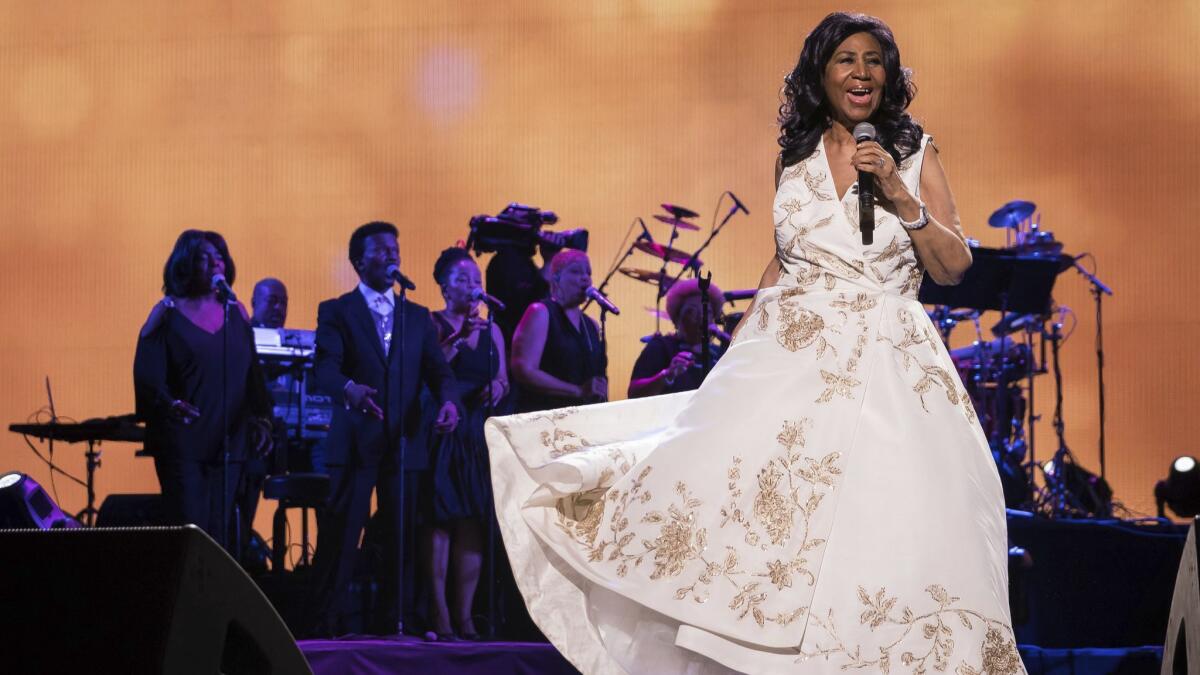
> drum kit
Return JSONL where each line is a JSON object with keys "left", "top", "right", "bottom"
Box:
{"left": 922, "top": 199, "right": 1115, "bottom": 517}
{"left": 598, "top": 200, "right": 747, "bottom": 334}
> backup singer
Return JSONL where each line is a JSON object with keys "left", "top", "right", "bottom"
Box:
{"left": 306, "top": 221, "right": 460, "bottom": 637}
{"left": 509, "top": 249, "right": 607, "bottom": 413}
{"left": 133, "top": 230, "right": 272, "bottom": 546}
{"left": 424, "top": 246, "right": 510, "bottom": 640}
{"left": 484, "top": 233, "right": 564, "bottom": 347}
{"left": 628, "top": 278, "right": 726, "bottom": 398}
{"left": 484, "top": 12, "right": 1023, "bottom": 674}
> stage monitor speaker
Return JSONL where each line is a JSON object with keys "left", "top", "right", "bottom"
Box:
{"left": 1163, "top": 516, "right": 1200, "bottom": 675}
{"left": 96, "top": 492, "right": 163, "bottom": 527}
{"left": 0, "top": 525, "right": 311, "bottom": 675}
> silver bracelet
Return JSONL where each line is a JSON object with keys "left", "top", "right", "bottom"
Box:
{"left": 898, "top": 202, "right": 930, "bottom": 231}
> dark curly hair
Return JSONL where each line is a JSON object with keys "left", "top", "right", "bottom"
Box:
{"left": 778, "top": 12, "right": 923, "bottom": 168}
{"left": 348, "top": 221, "right": 399, "bottom": 268}
{"left": 161, "top": 229, "right": 236, "bottom": 298}
{"left": 433, "top": 246, "right": 474, "bottom": 288}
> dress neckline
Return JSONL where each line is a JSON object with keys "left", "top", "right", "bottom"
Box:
{"left": 174, "top": 306, "right": 227, "bottom": 336}
{"left": 817, "top": 135, "right": 859, "bottom": 204}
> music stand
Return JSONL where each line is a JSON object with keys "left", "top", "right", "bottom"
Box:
{"left": 918, "top": 247, "right": 1061, "bottom": 315}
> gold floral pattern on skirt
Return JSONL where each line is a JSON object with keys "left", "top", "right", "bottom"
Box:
{"left": 798, "top": 584, "right": 1022, "bottom": 675}
{"left": 880, "top": 309, "right": 977, "bottom": 422}
{"left": 553, "top": 417, "right": 843, "bottom": 629}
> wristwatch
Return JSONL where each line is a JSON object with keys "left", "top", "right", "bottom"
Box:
{"left": 899, "top": 202, "right": 930, "bottom": 231}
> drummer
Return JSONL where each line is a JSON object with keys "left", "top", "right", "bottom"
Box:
{"left": 628, "top": 278, "right": 725, "bottom": 398}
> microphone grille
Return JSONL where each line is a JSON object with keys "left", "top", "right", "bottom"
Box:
{"left": 853, "top": 122, "right": 876, "bottom": 142}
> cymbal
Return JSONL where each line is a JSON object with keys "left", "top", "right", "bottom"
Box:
{"left": 633, "top": 240, "right": 701, "bottom": 267}
{"left": 661, "top": 203, "right": 699, "bottom": 219}
{"left": 644, "top": 306, "right": 670, "bottom": 320}
{"left": 620, "top": 267, "right": 677, "bottom": 288}
{"left": 653, "top": 214, "right": 700, "bottom": 231}
{"left": 988, "top": 200, "right": 1036, "bottom": 229}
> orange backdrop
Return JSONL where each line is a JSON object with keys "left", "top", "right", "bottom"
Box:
{"left": 1, "top": 1, "right": 1197, "bottom": 537}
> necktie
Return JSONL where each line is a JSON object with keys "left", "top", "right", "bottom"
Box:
{"left": 373, "top": 296, "right": 392, "bottom": 353}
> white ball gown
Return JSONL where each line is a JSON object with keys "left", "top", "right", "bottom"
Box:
{"left": 485, "top": 134, "right": 1025, "bottom": 675}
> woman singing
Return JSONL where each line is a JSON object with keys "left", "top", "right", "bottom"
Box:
{"left": 509, "top": 249, "right": 608, "bottom": 412}
{"left": 134, "top": 230, "right": 272, "bottom": 547}
{"left": 425, "top": 247, "right": 510, "bottom": 640}
{"left": 485, "top": 12, "right": 1023, "bottom": 674}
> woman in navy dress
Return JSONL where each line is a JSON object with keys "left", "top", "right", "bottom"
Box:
{"left": 133, "top": 229, "right": 272, "bottom": 548}
{"left": 425, "top": 246, "right": 510, "bottom": 639}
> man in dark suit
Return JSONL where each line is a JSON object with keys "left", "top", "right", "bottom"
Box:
{"left": 306, "top": 221, "right": 460, "bottom": 636}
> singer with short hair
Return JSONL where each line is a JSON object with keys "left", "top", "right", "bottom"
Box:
{"left": 133, "top": 229, "right": 273, "bottom": 548}
{"left": 509, "top": 249, "right": 607, "bottom": 412}
{"left": 628, "top": 278, "right": 726, "bottom": 398}
{"left": 484, "top": 12, "right": 1022, "bottom": 673}
{"left": 305, "top": 221, "right": 461, "bottom": 637}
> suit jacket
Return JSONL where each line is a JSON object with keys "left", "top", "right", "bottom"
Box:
{"left": 314, "top": 289, "right": 459, "bottom": 470}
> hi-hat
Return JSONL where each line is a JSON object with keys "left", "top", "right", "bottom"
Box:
{"left": 633, "top": 240, "right": 701, "bottom": 267}
{"left": 660, "top": 203, "right": 699, "bottom": 219}
{"left": 653, "top": 214, "right": 701, "bottom": 231}
{"left": 620, "top": 267, "right": 677, "bottom": 288}
{"left": 988, "top": 200, "right": 1036, "bottom": 229}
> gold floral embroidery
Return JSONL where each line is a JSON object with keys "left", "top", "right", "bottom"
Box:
{"left": 899, "top": 262, "right": 925, "bottom": 297}
{"left": 556, "top": 418, "right": 838, "bottom": 629}
{"left": 879, "top": 310, "right": 976, "bottom": 420}
{"left": 775, "top": 289, "right": 834, "bottom": 356}
{"left": 778, "top": 155, "right": 832, "bottom": 207}
{"left": 541, "top": 427, "right": 592, "bottom": 459}
{"left": 784, "top": 214, "right": 835, "bottom": 251}
{"left": 816, "top": 368, "right": 861, "bottom": 403}
{"left": 831, "top": 292, "right": 879, "bottom": 316}
{"left": 797, "top": 584, "right": 1022, "bottom": 675}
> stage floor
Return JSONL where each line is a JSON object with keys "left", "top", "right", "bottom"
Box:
{"left": 298, "top": 635, "right": 1162, "bottom": 675}
{"left": 299, "top": 634, "right": 578, "bottom": 675}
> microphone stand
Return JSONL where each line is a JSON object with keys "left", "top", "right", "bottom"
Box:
{"left": 653, "top": 221, "right": 682, "bottom": 335}
{"left": 483, "top": 305, "right": 498, "bottom": 638}
{"left": 668, "top": 198, "right": 742, "bottom": 290}
{"left": 396, "top": 285, "right": 408, "bottom": 635}
{"left": 698, "top": 273, "right": 713, "bottom": 373}
{"left": 220, "top": 294, "right": 234, "bottom": 556}
{"left": 589, "top": 218, "right": 647, "bottom": 318}
{"left": 1071, "top": 257, "right": 1113, "bottom": 481}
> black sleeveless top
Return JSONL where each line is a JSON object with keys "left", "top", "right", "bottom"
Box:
{"left": 432, "top": 313, "right": 500, "bottom": 404}
{"left": 518, "top": 299, "right": 607, "bottom": 412}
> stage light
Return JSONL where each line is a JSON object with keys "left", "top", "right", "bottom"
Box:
{"left": 1155, "top": 456, "right": 1200, "bottom": 519}
{"left": 0, "top": 472, "right": 80, "bottom": 529}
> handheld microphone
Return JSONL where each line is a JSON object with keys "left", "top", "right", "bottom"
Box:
{"left": 385, "top": 264, "right": 416, "bottom": 291}
{"left": 728, "top": 191, "right": 750, "bottom": 216}
{"left": 722, "top": 289, "right": 757, "bottom": 302}
{"left": 708, "top": 323, "right": 733, "bottom": 344}
{"left": 853, "top": 122, "right": 876, "bottom": 246}
{"left": 211, "top": 274, "right": 237, "bottom": 302}
{"left": 585, "top": 287, "right": 620, "bottom": 315}
{"left": 470, "top": 287, "right": 507, "bottom": 311}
